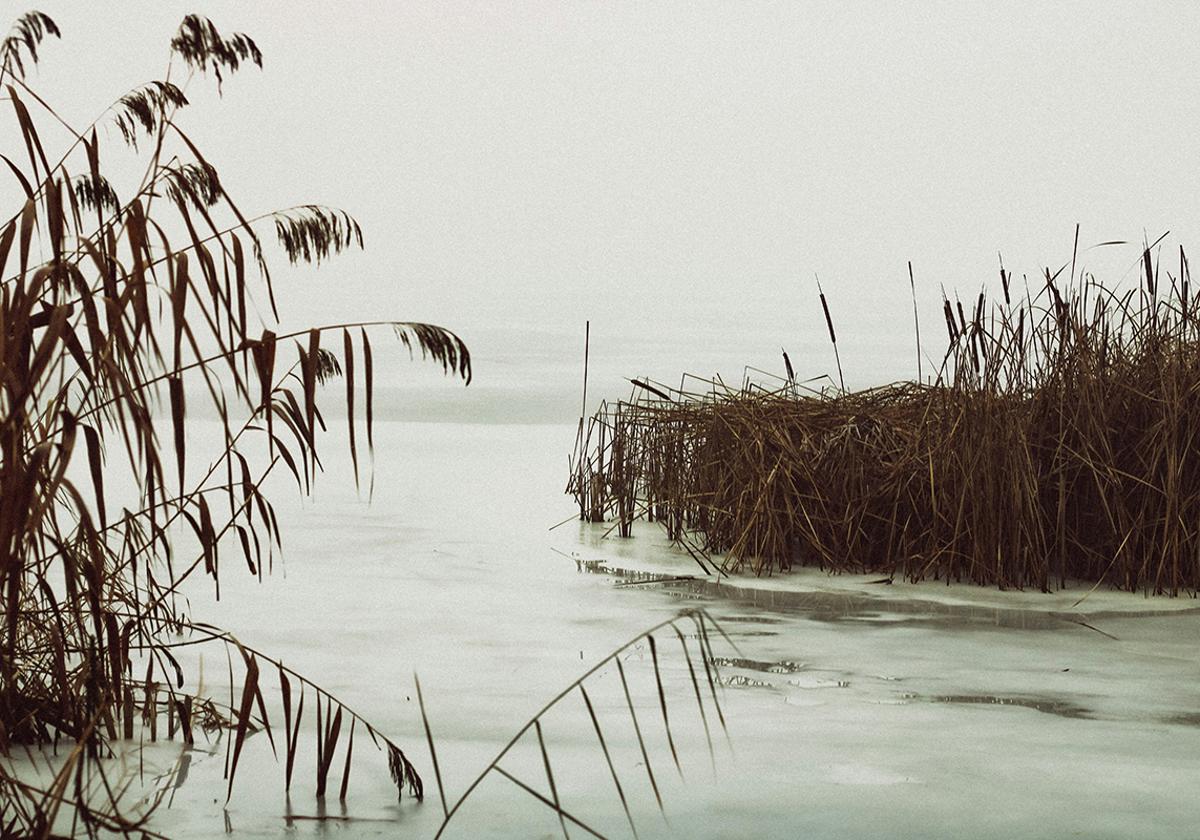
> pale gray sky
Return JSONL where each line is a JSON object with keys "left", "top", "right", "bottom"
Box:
{"left": 14, "top": 1, "right": 1200, "bottom": 419}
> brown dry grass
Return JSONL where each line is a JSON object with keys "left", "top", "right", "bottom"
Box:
{"left": 572, "top": 237, "right": 1200, "bottom": 595}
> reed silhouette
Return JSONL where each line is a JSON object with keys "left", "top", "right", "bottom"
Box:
{"left": 0, "top": 12, "right": 470, "bottom": 835}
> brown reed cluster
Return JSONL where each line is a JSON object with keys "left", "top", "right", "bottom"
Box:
{"left": 0, "top": 12, "right": 469, "bottom": 835}
{"left": 571, "top": 239, "right": 1200, "bottom": 595}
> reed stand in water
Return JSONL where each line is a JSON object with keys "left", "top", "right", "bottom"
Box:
{"left": 571, "top": 242, "right": 1200, "bottom": 595}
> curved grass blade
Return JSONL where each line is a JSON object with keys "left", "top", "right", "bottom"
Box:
{"left": 579, "top": 684, "right": 638, "bottom": 840}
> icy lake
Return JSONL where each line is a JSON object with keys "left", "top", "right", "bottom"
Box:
{"left": 132, "top": 419, "right": 1200, "bottom": 839}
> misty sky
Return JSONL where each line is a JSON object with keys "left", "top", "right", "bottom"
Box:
{"left": 13, "top": 1, "right": 1200, "bottom": 420}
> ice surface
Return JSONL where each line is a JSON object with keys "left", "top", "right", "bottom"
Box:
{"left": 29, "top": 421, "right": 1200, "bottom": 839}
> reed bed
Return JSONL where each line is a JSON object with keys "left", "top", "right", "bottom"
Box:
{"left": 571, "top": 241, "right": 1200, "bottom": 595}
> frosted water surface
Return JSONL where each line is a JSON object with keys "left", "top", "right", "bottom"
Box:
{"left": 47, "top": 421, "right": 1200, "bottom": 839}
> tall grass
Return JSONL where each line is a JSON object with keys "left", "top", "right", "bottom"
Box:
{"left": 571, "top": 238, "right": 1200, "bottom": 595}
{"left": 0, "top": 12, "right": 469, "bottom": 835}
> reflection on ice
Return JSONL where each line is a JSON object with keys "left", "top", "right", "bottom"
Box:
{"left": 923, "top": 694, "right": 1094, "bottom": 720}
{"left": 708, "top": 657, "right": 805, "bottom": 673}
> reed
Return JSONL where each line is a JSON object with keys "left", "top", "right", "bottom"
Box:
{"left": 429, "top": 607, "right": 729, "bottom": 840}
{"left": 0, "top": 12, "right": 469, "bottom": 835}
{"left": 570, "top": 239, "right": 1200, "bottom": 595}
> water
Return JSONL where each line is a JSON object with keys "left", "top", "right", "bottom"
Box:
{"left": 70, "top": 421, "right": 1200, "bottom": 838}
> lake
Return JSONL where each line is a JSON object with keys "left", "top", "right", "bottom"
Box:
{"left": 122, "top": 419, "right": 1200, "bottom": 839}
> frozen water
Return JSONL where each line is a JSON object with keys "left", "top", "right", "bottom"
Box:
{"left": 29, "top": 420, "right": 1200, "bottom": 839}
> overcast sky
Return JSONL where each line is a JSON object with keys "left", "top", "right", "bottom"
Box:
{"left": 12, "top": 1, "right": 1200, "bottom": 419}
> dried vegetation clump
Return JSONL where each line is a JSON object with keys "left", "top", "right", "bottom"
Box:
{"left": 572, "top": 238, "right": 1200, "bottom": 595}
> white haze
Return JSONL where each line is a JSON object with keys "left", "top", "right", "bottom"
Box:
{"left": 13, "top": 1, "right": 1200, "bottom": 420}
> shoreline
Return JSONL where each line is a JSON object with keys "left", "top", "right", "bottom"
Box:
{"left": 568, "top": 520, "right": 1200, "bottom": 618}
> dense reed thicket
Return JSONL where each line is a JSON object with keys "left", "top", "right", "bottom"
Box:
{"left": 0, "top": 12, "right": 470, "bottom": 835}
{"left": 571, "top": 239, "right": 1200, "bottom": 595}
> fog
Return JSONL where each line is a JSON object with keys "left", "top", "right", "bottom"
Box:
{"left": 16, "top": 1, "right": 1200, "bottom": 420}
